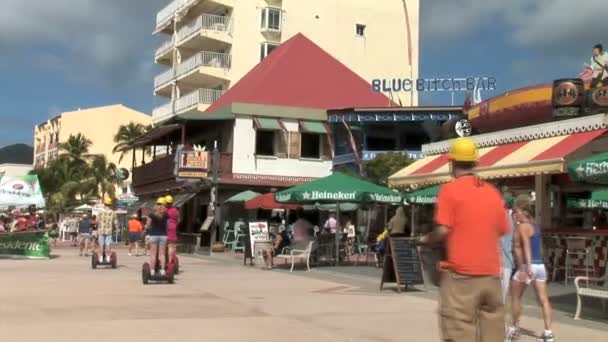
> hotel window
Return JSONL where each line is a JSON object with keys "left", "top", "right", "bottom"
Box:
{"left": 255, "top": 130, "right": 276, "bottom": 156}
{"left": 300, "top": 133, "right": 321, "bottom": 159}
{"left": 261, "top": 7, "right": 282, "bottom": 32}
{"left": 356, "top": 24, "right": 366, "bottom": 37}
{"left": 260, "top": 42, "right": 279, "bottom": 61}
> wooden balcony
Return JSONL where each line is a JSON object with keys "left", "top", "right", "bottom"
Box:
{"left": 132, "top": 153, "right": 232, "bottom": 195}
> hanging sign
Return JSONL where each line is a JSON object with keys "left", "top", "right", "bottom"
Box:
{"left": 175, "top": 150, "right": 209, "bottom": 179}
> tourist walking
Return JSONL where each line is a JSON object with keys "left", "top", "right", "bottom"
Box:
{"left": 418, "top": 137, "right": 510, "bottom": 342}
{"left": 128, "top": 214, "right": 143, "bottom": 256}
{"left": 78, "top": 214, "right": 93, "bottom": 256}
{"left": 508, "top": 195, "right": 554, "bottom": 342}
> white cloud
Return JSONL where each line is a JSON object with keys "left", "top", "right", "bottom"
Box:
{"left": 423, "top": 0, "right": 608, "bottom": 54}
{"left": 0, "top": 0, "right": 167, "bottom": 88}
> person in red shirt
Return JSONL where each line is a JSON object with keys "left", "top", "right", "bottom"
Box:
{"left": 418, "top": 137, "right": 510, "bottom": 342}
{"left": 164, "top": 195, "right": 180, "bottom": 264}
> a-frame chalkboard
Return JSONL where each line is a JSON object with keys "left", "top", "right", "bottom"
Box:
{"left": 380, "top": 236, "right": 424, "bottom": 292}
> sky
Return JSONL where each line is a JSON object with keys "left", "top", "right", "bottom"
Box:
{"left": 1, "top": 0, "right": 607, "bottom": 146}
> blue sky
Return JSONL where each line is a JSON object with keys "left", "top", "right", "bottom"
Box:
{"left": 1, "top": 0, "right": 606, "bottom": 146}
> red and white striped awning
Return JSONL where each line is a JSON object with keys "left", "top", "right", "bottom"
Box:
{"left": 389, "top": 129, "right": 608, "bottom": 188}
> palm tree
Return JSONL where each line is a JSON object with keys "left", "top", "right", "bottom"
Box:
{"left": 89, "top": 154, "right": 119, "bottom": 200}
{"left": 113, "top": 122, "right": 152, "bottom": 164}
{"left": 59, "top": 133, "right": 93, "bottom": 164}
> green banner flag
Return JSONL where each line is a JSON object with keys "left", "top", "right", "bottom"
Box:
{"left": 0, "top": 231, "right": 50, "bottom": 259}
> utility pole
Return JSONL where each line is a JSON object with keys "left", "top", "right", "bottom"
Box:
{"left": 208, "top": 140, "right": 219, "bottom": 250}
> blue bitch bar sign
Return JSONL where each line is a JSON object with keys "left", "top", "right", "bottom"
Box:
{"left": 372, "top": 77, "right": 497, "bottom": 93}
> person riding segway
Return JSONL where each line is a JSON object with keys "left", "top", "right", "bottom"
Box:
{"left": 164, "top": 195, "right": 180, "bottom": 274}
{"left": 141, "top": 197, "right": 174, "bottom": 284}
{"left": 92, "top": 196, "right": 118, "bottom": 269}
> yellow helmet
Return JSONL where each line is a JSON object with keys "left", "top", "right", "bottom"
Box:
{"left": 164, "top": 195, "right": 174, "bottom": 204}
{"left": 156, "top": 197, "right": 166, "bottom": 205}
{"left": 449, "top": 137, "right": 478, "bottom": 162}
{"left": 103, "top": 195, "right": 113, "bottom": 206}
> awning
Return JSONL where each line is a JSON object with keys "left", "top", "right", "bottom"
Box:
{"left": 389, "top": 129, "right": 607, "bottom": 188}
{"left": 173, "top": 193, "right": 196, "bottom": 208}
{"left": 300, "top": 120, "right": 328, "bottom": 134}
{"left": 254, "top": 117, "right": 284, "bottom": 130}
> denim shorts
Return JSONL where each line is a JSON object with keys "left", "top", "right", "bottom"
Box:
{"left": 98, "top": 234, "right": 112, "bottom": 246}
{"left": 129, "top": 232, "right": 141, "bottom": 242}
{"left": 148, "top": 235, "right": 167, "bottom": 246}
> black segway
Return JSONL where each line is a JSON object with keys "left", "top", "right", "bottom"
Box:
{"left": 142, "top": 244, "right": 175, "bottom": 284}
{"left": 91, "top": 247, "right": 117, "bottom": 269}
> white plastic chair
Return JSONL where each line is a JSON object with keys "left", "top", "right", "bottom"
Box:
{"left": 276, "top": 241, "right": 315, "bottom": 272}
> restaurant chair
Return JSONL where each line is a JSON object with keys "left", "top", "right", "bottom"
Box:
{"left": 222, "top": 221, "right": 235, "bottom": 248}
{"left": 542, "top": 236, "right": 563, "bottom": 282}
{"left": 233, "top": 223, "right": 247, "bottom": 253}
{"left": 565, "top": 237, "right": 595, "bottom": 286}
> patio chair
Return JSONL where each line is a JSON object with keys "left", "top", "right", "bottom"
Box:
{"left": 233, "top": 222, "right": 247, "bottom": 252}
{"left": 276, "top": 241, "right": 315, "bottom": 271}
{"left": 222, "top": 221, "right": 236, "bottom": 248}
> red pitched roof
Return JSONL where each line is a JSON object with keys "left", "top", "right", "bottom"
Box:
{"left": 206, "top": 33, "right": 394, "bottom": 113}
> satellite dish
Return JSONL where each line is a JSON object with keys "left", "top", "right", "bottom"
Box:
{"left": 116, "top": 168, "right": 130, "bottom": 181}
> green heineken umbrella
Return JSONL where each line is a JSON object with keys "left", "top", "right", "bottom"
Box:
{"left": 224, "top": 190, "right": 261, "bottom": 203}
{"left": 403, "top": 185, "right": 441, "bottom": 205}
{"left": 566, "top": 198, "right": 608, "bottom": 209}
{"left": 568, "top": 153, "right": 608, "bottom": 184}
{"left": 274, "top": 173, "right": 401, "bottom": 204}
{"left": 275, "top": 173, "right": 400, "bottom": 265}
{"left": 303, "top": 202, "right": 359, "bottom": 212}
{"left": 591, "top": 189, "right": 608, "bottom": 201}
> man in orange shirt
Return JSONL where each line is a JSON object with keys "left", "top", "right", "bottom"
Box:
{"left": 128, "top": 214, "right": 143, "bottom": 256}
{"left": 419, "top": 137, "right": 510, "bottom": 342}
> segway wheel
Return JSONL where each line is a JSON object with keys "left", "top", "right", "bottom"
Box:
{"left": 142, "top": 263, "right": 151, "bottom": 285}
{"left": 91, "top": 252, "right": 98, "bottom": 269}
{"left": 110, "top": 252, "right": 117, "bottom": 269}
{"left": 166, "top": 263, "right": 175, "bottom": 284}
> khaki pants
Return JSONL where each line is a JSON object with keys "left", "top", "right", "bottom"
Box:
{"left": 439, "top": 271, "right": 505, "bottom": 342}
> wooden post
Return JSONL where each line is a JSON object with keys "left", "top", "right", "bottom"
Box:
{"left": 181, "top": 124, "right": 186, "bottom": 145}
{"left": 335, "top": 204, "right": 341, "bottom": 266}
{"left": 534, "top": 174, "right": 551, "bottom": 228}
{"left": 410, "top": 205, "right": 416, "bottom": 237}
{"left": 141, "top": 147, "right": 145, "bottom": 164}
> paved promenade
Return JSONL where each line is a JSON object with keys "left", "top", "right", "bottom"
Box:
{"left": 1, "top": 248, "right": 606, "bottom": 341}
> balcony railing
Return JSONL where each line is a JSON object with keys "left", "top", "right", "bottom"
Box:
{"left": 152, "top": 102, "right": 175, "bottom": 121}
{"left": 178, "top": 13, "right": 232, "bottom": 42}
{"left": 176, "top": 88, "right": 225, "bottom": 112}
{"left": 156, "top": 0, "right": 199, "bottom": 30}
{"left": 154, "top": 68, "right": 175, "bottom": 89}
{"left": 155, "top": 37, "right": 175, "bottom": 58}
{"left": 177, "top": 51, "right": 231, "bottom": 76}
{"left": 155, "top": 14, "right": 233, "bottom": 59}
{"left": 132, "top": 153, "right": 233, "bottom": 193}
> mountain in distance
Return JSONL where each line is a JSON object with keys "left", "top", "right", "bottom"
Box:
{"left": 0, "top": 144, "right": 34, "bottom": 164}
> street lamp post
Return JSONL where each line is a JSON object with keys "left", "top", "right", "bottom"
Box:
{"left": 208, "top": 141, "right": 220, "bottom": 250}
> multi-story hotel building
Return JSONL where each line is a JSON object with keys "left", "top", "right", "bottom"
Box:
{"left": 152, "top": 0, "right": 420, "bottom": 123}
{"left": 33, "top": 105, "right": 152, "bottom": 194}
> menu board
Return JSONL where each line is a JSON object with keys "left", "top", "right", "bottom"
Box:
{"left": 248, "top": 222, "right": 269, "bottom": 258}
{"left": 176, "top": 150, "right": 209, "bottom": 179}
{"left": 380, "top": 237, "right": 424, "bottom": 292}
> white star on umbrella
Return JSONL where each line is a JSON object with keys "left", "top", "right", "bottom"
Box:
{"left": 576, "top": 165, "right": 585, "bottom": 177}
{"left": 303, "top": 191, "right": 311, "bottom": 200}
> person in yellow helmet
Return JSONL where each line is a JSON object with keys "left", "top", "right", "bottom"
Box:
{"left": 164, "top": 195, "right": 180, "bottom": 266}
{"left": 418, "top": 137, "right": 510, "bottom": 341}
{"left": 143, "top": 197, "right": 170, "bottom": 275}
{"left": 97, "top": 196, "right": 118, "bottom": 263}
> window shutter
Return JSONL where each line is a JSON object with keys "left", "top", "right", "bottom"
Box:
{"left": 275, "top": 131, "right": 288, "bottom": 158}
{"left": 321, "top": 134, "right": 332, "bottom": 160}
{"left": 289, "top": 132, "right": 301, "bottom": 159}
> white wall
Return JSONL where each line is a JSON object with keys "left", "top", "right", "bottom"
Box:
{"left": 232, "top": 117, "right": 332, "bottom": 177}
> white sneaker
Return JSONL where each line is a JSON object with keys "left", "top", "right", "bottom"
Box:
{"left": 506, "top": 326, "right": 520, "bottom": 341}
{"left": 98, "top": 256, "right": 103, "bottom": 263}
{"left": 128, "top": 252, "right": 132, "bottom": 256}
{"left": 160, "top": 269, "right": 166, "bottom": 276}
{"left": 105, "top": 255, "right": 110, "bottom": 263}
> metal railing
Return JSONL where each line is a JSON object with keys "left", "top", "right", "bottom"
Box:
{"left": 176, "top": 51, "right": 231, "bottom": 77}
{"left": 156, "top": 0, "right": 199, "bottom": 29}
{"left": 152, "top": 102, "right": 174, "bottom": 121}
{"left": 155, "top": 37, "right": 175, "bottom": 58}
{"left": 154, "top": 68, "right": 175, "bottom": 89}
{"left": 177, "top": 13, "right": 232, "bottom": 42}
{"left": 176, "top": 89, "right": 225, "bottom": 112}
